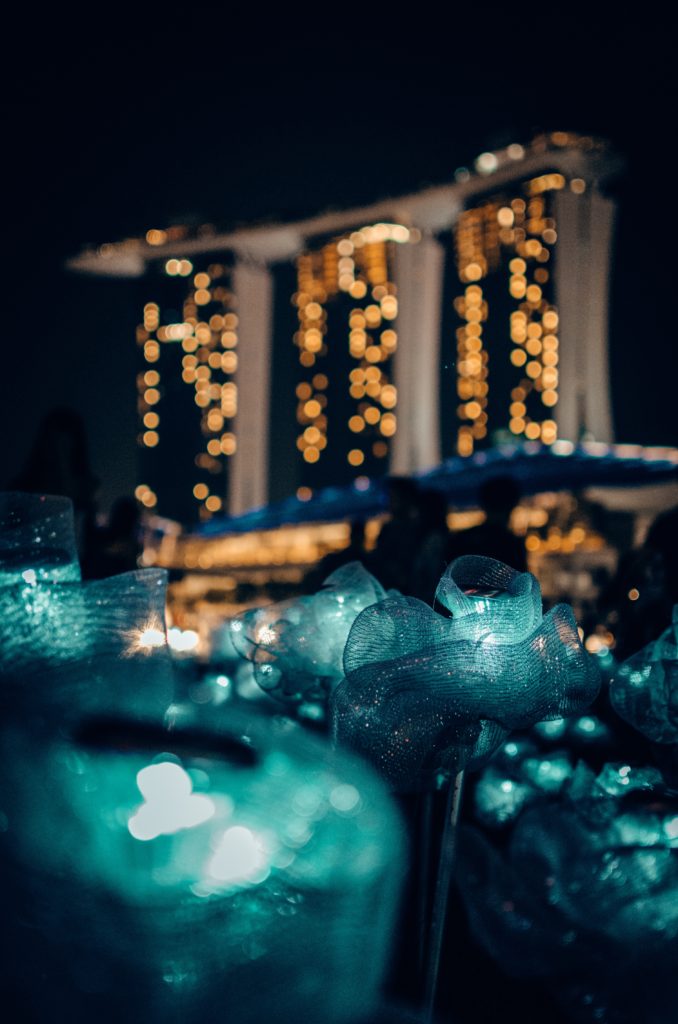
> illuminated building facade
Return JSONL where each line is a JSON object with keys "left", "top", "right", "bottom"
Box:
{"left": 447, "top": 165, "right": 614, "bottom": 457}
{"left": 71, "top": 133, "right": 619, "bottom": 523}
{"left": 292, "top": 224, "right": 405, "bottom": 484}
{"left": 134, "top": 255, "right": 239, "bottom": 523}
{"left": 451, "top": 176, "right": 563, "bottom": 455}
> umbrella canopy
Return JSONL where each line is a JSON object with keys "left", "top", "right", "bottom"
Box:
{"left": 192, "top": 441, "right": 678, "bottom": 538}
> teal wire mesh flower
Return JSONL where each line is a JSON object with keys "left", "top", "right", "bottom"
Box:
{"left": 231, "top": 562, "right": 387, "bottom": 708}
{"left": 458, "top": 761, "right": 678, "bottom": 1023}
{"left": 610, "top": 606, "right": 678, "bottom": 744}
{"left": 0, "top": 569, "right": 173, "bottom": 724}
{"left": 0, "top": 706, "right": 404, "bottom": 1024}
{"left": 0, "top": 492, "right": 80, "bottom": 585}
{"left": 332, "top": 557, "right": 600, "bottom": 790}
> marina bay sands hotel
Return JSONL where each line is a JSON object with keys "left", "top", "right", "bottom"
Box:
{"left": 70, "top": 132, "right": 620, "bottom": 525}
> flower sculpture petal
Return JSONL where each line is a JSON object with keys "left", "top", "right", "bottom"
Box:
{"left": 332, "top": 557, "right": 600, "bottom": 789}
{"left": 231, "top": 562, "right": 387, "bottom": 708}
{"left": 610, "top": 606, "right": 678, "bottom": 743}
{"left": 0, "top": 491, "right": 80, "bottom": 585}
{"left": 458, "top": 761, "right": 678, "bottom": 1022}
{"left": 0, "top": 569, "right": 173, "bottom": 724}
{"left": 435, "top": 555, "right": 543, "bottom": 642}
{"left": 0, "top": 706, "right": 404, "bottom": 1024}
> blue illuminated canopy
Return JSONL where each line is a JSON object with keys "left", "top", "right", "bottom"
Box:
{"left": 193, "top": 441, "right": 678, "bottom": 538}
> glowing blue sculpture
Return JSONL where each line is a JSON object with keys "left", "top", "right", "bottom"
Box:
{"left": 231, "top": 562, "right": 387, "bottom": 710}
{"left": 0, "top": 706, "right": 404, "bottom": 1023}
{"left": 473, "top": 737, "right": 575, "bottom": 828}
{"left": 474, "top": 712, "right": 613, "bottom": 829}
{"left": 610, "top": 607, "right": 678, "bottom": 744}
{"left": 532, "top": 712, "right": 612, "bottom": 747}
{"left": 332, "top": 557, "right": 600, "bottom": 789}
{"left": 459, "top": 761, "right": 678, "bottom": 1022}
{"left": 0, "top": 569, "right": 173, "bottom": 723}
{"left": 0, "top": 491, "right": 80, "bottom": 584}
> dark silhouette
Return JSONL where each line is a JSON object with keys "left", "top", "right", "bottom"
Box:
{"left": 85, "top": 496, "right": 142, "bottom": 579}
{"left": 448, "top": 476, "right": 527, "bottom": 572}
{"left": 369, "top": 477, "right": 423, "bottom": 593}
{"left": 410, "top": 489, "right": 450, "bottom": 603}
{"left": 304, "top": 518, "right": 367, "bottom": 592}
{"left": 12, "top": 407, "right": 99, "bottom": 564}
{"left": 599, "top": 503, "right": 678, "bottom": 660}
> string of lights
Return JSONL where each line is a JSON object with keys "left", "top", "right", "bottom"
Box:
{"left": 293, "top": 223, "right": 411, "bottom": 487}
{"left": 453, "top": 173, "right": 586, "bottom": 455}
{"left": 136, "top": 259, "right": 238, "bottom": 520}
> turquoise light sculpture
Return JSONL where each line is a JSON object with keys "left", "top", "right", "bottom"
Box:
{"left": 332, "top": 557, "right": 600, "bottom": 790}
{"left": 610, "top": 606, "right": 678, "bottom": 743}
{"left": 459, "top": 761, "right": 678, "bottom": 1023}
{"left": 473, "top": 712, "right": 613, "bottom": 829}
{"left": 0, "top": 491, "right": 80, "bottom": 584}
{"left": 473, "top": 737, "right": 575, "bottom": 828}
{"left": 0, "top": 707, "right": 404, "bottom": 1023}
{"left": 231, "top": 562, "right": 387, "bottom": 710}
{"left": 0, "top": 569, "right": 173, "bottom": 723}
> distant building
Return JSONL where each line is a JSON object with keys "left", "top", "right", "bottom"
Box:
{"left": 70, "top": 132, "right": 620, "bottom": 524}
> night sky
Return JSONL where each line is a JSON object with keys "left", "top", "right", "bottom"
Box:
{"left": 3, "top": 21, "right": 675, "bottom": 512}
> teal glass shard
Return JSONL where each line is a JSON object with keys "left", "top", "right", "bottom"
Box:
{"left": 610, "top": 607, "right": 678, "bottom": 743}
{"left": 0, "top": 706, "right": 404, "bottom": 1024}
{"left": 0, "top": 492, "right": 80, "bottom": 584}
{"left": 231, "top": 562, "right": 387, "bottom": 708}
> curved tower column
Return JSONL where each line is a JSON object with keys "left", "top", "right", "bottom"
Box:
{"left": 554, "top": 187, "right": 615, "bottom": 443}
{"left": 229, "top": 260, "right": 274, "bottom": 515}
{"left": 391, "top": 235, "right": 444, "bottom": 474}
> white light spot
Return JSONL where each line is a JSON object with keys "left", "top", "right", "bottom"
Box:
{"left": 140, "top": 627, "right": 166, "bottom": 647}
{"left": 665, "top": 816, "right": 678, "bottom": 840}
{"left": 475, "top": 151, "right": 499, "bottom": 174}
{"left": 330, "top": 784, "right": 361, "bottom": 813}
{"left": 257, "top": 625, "right": 277, "bottom": 645}
{"left": 128, "top": 762, "right": 215, "bottom": 841}
{"left": 125, "top": 618, "right": 167, "bottom": 655}
{"left": 21, "top": 569, "right": 37, "bottom": 585}
{"left": 209, "top": 826, "right": 269, "bottom": 885}
{"left": 168, "top": 627, "right": 199, "bottom": 652}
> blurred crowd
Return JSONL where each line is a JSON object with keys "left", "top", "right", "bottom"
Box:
{"left": 306, "top": 476, "right": 527, "bottom": 602}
